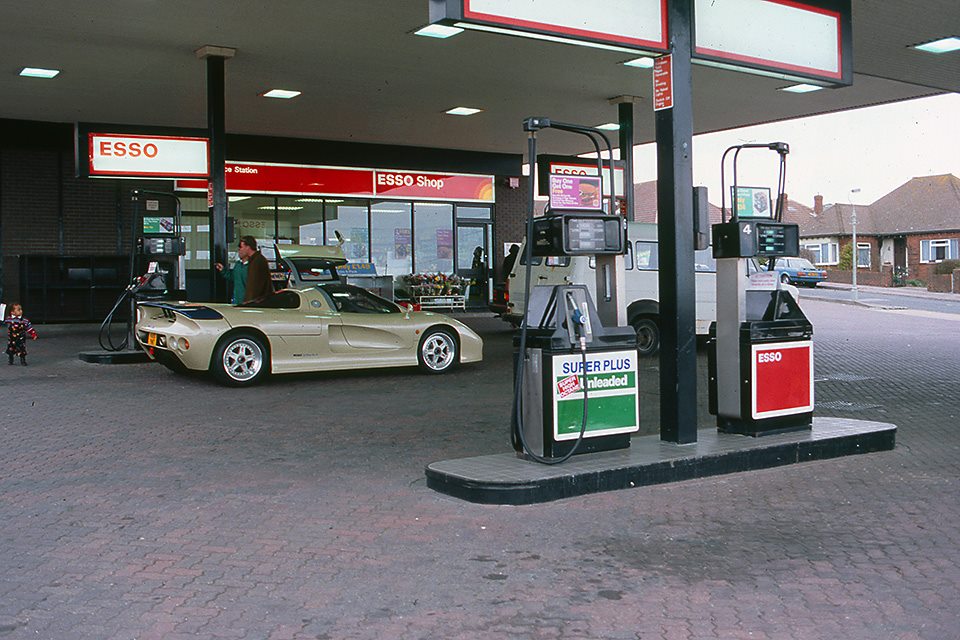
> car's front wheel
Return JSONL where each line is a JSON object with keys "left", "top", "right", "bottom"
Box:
{"left": 780, "top": 273, "right": 791, "bottom": 284}
{"left": 212, "top": 333, "right": 269, "bottom": 386}
{"left": 418, "top": 328, "right": 458, "bottom": 374}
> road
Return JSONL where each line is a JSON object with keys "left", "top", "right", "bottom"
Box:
{"left": 801, "top": 283, "right": 960, "bottom": 316}
{"left": 0, "top": 300, "right": 958, "bottom": 639}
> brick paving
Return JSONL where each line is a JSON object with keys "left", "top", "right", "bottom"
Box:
{"left": 0, "top": 301, "right": 958, "bottom": 639}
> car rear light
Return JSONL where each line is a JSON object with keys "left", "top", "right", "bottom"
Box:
{"left": 180, "top": 338, "right": 190, "bottom": 350}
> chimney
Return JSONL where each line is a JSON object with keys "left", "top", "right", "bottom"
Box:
{"left": 814, "top": 195, "right": 823, "bottom": 215}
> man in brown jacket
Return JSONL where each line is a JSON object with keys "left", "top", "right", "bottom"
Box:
{"left": 239, "top": 236, "right": 274, "bottom": 304}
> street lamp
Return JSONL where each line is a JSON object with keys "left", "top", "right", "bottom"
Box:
{"left": 850, "top": 188, "right": 861, "bottom": 301}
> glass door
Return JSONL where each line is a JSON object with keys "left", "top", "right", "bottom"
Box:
{"left": 456, "top": 223, "right": 491, "bottom": 306}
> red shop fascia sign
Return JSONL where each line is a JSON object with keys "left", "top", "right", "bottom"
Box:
{"left": 175, "top": 161, "right": 496, "bottom": 203}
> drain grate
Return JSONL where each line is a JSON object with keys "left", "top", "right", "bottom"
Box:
{"left": 817, "top": 400, "right": 881, "bottom": 412}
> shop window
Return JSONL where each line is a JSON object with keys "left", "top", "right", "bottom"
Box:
{"left": 325, "top": 201, "right": 370, "bottom": 262}
{"left": 413, "top": 203, "right": 454, "bottom": 273}
{"left": 276, "top": 197, "right": 324, "bottom": 245}
{"left": 856, "top": 243, "right": 871, "bottom": 268}
{"left": 920, "top": 238, "right": 958, "bottom": 263}
{"left": 228, "top": 196, "right": 278, "bottom": 251}
{"left": 456, "top": 205, "right": 492, "bottom": 220}
{"left": 371, "top": 201, "right": 412, "bottom": 276}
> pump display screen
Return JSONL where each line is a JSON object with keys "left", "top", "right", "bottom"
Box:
{"left": 756, "top": 222, "right": 796, "bottom": 257}
{"left": 567, "top": 218, "right": 609, "bottom": 252}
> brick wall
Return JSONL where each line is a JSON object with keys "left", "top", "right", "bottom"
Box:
{"left": 926, "top": 270, "right": 960, "bottom": 294}
{"left": 1, "top": 139, "right": 171, "bottom": 302}
{"left": 825, "top": 266, "right": 894, "bottom": 287}
{"left": 492, "top": 175, "right": 529, "bottom": 282}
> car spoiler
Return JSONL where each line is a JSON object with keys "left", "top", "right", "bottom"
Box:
{"left": 139, "top": 302, "right": 224, "bottom": 320}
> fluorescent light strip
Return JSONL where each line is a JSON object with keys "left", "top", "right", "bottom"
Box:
{"left": 913, "top": 36, "right": 960, "bottom": 53}
{"left": 20, "top": 67, "right": 60, "bottom": 78}
{"left": 453, "top": 22, "right": 648, "bottom": 54}
{"left": 414, "top": 24, "right": 464, "bottom": 39}
{"left": 258, "top": 205, "right": 303, "bottom": 211}
{"left": 780, "top": 83, "right": 824, "bottom": 93}
{"left": 262, "top": 89, "right": 301, "bottom": 99}
{"left": 445, "top": 106, "right": 482, "bottom": 116}
{"left": 623, "top": 57, "right": 655, "bottom": 68}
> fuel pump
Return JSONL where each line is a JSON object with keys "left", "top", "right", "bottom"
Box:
{"left": 98, "top": 190, "right": 186, "bottom": 352}
{"left": 708, "top": 143, "right": 814, "bottom": 436}
{"left": 512, "top": 118, "right": 638, "bottom": 463}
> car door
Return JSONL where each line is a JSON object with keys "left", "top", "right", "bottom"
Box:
{"left": 248, "top": 290, "right": 341, "bottom": 373}
{"left": 321, "top": 284, "right": 416, "bottom": 367}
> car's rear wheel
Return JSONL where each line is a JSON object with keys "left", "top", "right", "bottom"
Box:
{"left": 418, "top": 328, "right": 458, "bottom": 374}
{"left": 631, "top": 316, "right": 660, "bottom": 357}
{"left": 780, "top": 273, "right": 791, "bottom": 284}
{"left": 212, "top": 333, "right": 268, "bottom": 386}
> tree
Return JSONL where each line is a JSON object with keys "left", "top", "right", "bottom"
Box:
{"left": 838, "top": 243, "right": 853, "bottom": 270}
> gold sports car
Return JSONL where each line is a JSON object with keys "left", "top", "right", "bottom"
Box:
{"left": 135, "top": 282, "right": 483, "bottom": 386}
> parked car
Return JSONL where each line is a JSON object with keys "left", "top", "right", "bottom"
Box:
{"left": 772, "top": 257, "right": 827, "bottom": 287}
{"left": 135, "top": 282, "right": 483, "bottom": 386}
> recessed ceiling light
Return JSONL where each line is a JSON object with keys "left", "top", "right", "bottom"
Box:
{"left": 20, "top": 67, "right": 60, "bottom": 79}
{"left": 414, "top": 24, "right": 464, "bottom": 39}
{"left": 261, "top": 89, "right": 301, "bottom": 99}
{"left": 913, "top": 36, "right": 960, "bottom": 54}
{"left": 596, "top": 123, "right": 621, "bottom": 131}
{"left": 779, "top": 83, "right": 824, "bottom": 93}
{"left": 445, "top": 106, "right": 483, "bottom": 116}
{"left": 623, "top": 57, "right": 655, "bottom": 69}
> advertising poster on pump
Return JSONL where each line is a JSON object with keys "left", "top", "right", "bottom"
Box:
{"left": 552, "top": 350, "right": 639, "bottom": 440}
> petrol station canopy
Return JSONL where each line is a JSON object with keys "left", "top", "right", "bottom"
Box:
{"left": 0, "top": 1, "right": 957, "bottom": 157}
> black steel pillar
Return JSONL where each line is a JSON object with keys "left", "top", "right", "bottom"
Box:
{"left": 197, "top": 46, "right": 234, "bottom": 302}
{"left": 207, "top": 55, "right": 228, "bottom": 301}
{"left": 617, "top": 101, "right": 635, "bottom": 221}
{"left": 655, "top": 0, "right": 697, "bottom": 443}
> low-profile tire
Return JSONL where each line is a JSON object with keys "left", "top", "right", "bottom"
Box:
{"left": 780, "top": 273, "right": 791, "bottom": 284}
{"left": 631, "top": 316, "right": 660, "bottom": 357}
{"left": 418, "top": 327, "right": 458, "bottom": 374}
{"left": 212, "top": 332, "right": 269, "bottom": 386}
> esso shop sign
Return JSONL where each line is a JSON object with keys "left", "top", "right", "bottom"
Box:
{"left": 751, "top": 341, "right": 814, "bottom": 419}
{"left": 89, "top": 134, "right": 209, "bottom": 178}
{"left": 548, "top": 162, "right": 624, "bottom": 197}
{"left": 374, "top": 170, "right": 494, "bottom": 202}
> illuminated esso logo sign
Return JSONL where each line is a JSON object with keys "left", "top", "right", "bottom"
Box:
{"left": 376, "top": 172, "right": 446, "bottom": 191}
{"left": 97, "top": 140, "right": 159, "bottom": 158}
{"left": 88, "top": 134, "right": 209, "bottom": 178}
{"left": 757, "top": 351, "right": 783, "bottom": 363}
{"left": 378, "top": 173, "right": 416, "bottom": 187}
{"left": 553, "top": 166, "right": 591, "bottom": 176}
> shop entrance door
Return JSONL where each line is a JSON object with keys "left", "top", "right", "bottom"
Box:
{"left": 456, "top": 222, "right": 491, "bottom": 306}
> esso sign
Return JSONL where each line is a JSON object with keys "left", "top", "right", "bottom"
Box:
{"left": 88, "top": 134, "right": 209, "bottom": 178}
{"left": 377, "top": 172, "right": 416, "bottom": 188}
{"left": 757, "top": 351, "right": 783, "bottom": 363}
{"left": 97, "top": 140, "right": 158, "bottom": 158}
{"left": 553, "top": 166, "right": 589, "bottom": 176}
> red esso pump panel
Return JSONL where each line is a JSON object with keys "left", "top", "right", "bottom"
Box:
{"left": 751, "top": 341, "right": 814, "bottom": 419}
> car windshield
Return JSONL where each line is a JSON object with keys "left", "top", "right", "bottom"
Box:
{"left": 795, "top": 259, "right": 816, "bottom": 269}
{"left": 318, "top": 283, "right": 400, "bottom": 314}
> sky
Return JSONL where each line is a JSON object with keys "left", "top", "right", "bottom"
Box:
{"left": 631, "top": 92, "right": 960, "bottom": 208}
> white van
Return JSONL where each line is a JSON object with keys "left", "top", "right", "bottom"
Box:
{"left": 502, "top": 222, "right": 791, "bottom": 355}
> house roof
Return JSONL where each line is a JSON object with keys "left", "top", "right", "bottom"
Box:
{"left": 632, "top": 180, "right": 724, "bottom": 225}
{"left": 798, "top": 174, "right": 960, "bottom": 238}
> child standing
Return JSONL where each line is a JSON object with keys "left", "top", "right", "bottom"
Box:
{"left": 5, "top": 303, "right": 38, "bottom": 366}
